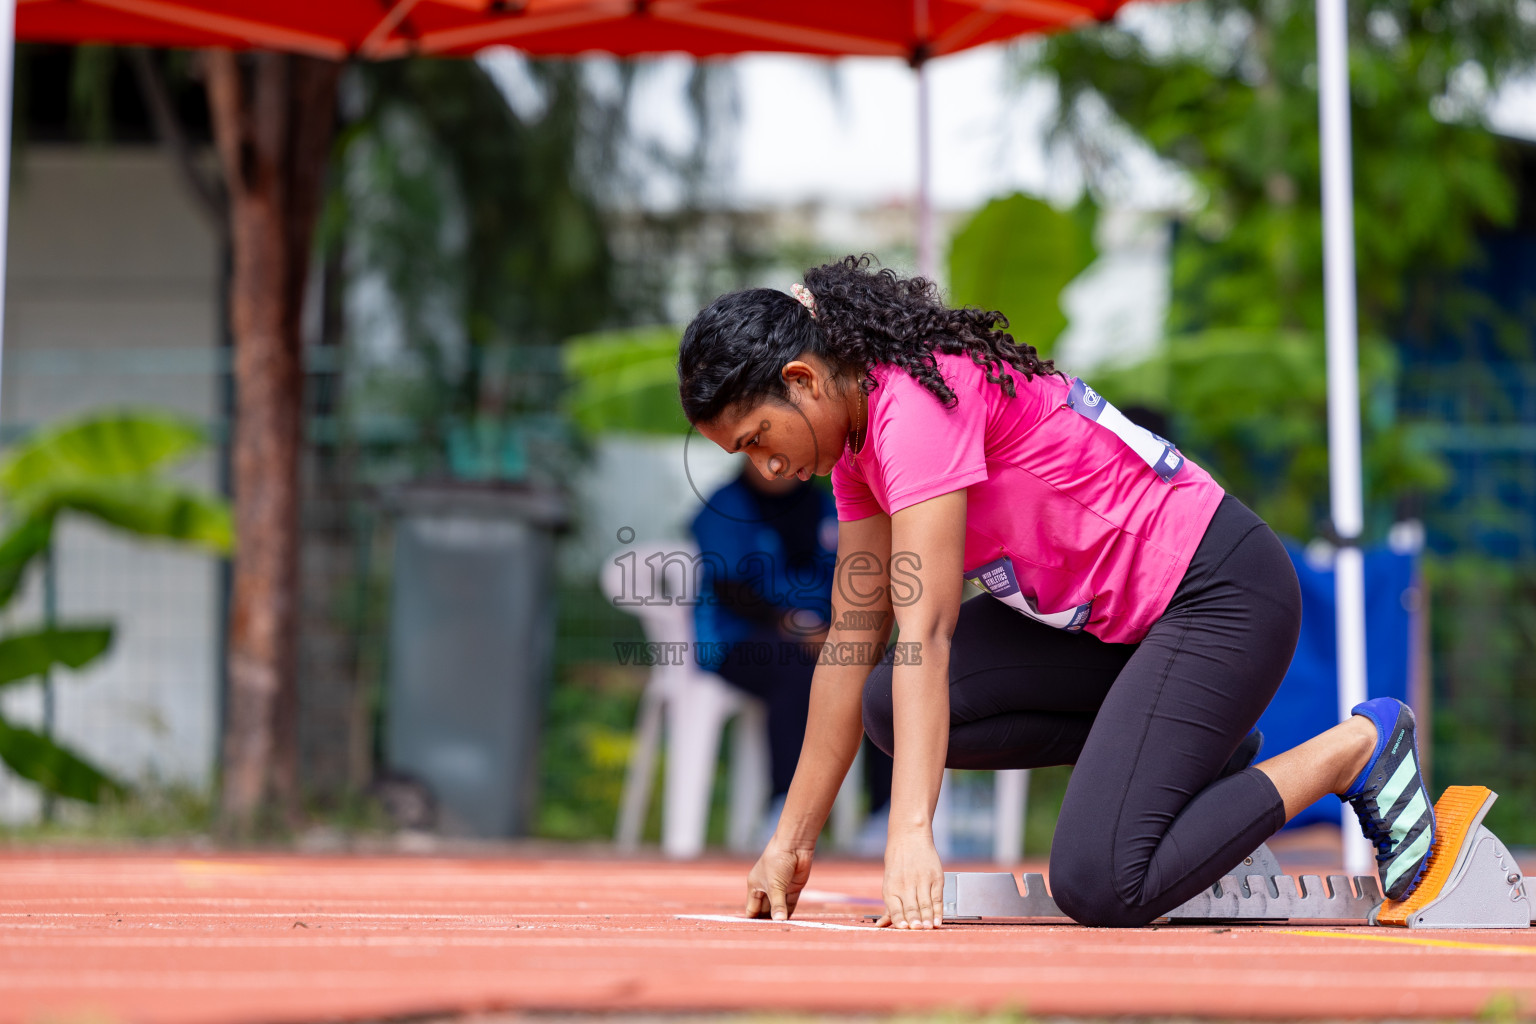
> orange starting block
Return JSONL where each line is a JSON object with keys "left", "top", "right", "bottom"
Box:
{"left": 1372, "top": 786, "right": 1533, "bottom": 929}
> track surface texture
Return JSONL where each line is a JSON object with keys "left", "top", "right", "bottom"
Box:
{"left": 3, "top": 852, "right": 1534, "bottom": 1023}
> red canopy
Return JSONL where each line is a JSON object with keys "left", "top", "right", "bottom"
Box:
{"left": 18, "top": 0, "right": 1141, "bottom": 60}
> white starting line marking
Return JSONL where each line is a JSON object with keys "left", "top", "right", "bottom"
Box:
{"left": 677, "top": 914, "right": 872, "bottom": 932}
{"left": 800, "top": 889, "right": 883, "bottom": 904}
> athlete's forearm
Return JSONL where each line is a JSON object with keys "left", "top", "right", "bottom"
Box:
{"left": 771, "top": 664, "right": 864, "bottom": 848}
{"left": 888, "top": 631, "right": 951, "bottom": 836}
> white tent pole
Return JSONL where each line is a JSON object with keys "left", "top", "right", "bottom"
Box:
{"left": 913, "top": 0, "right": 935, "bottom": 281}
{"left": 1316, "top": 0, "right": 1373, "bottom": 877}
{"left": 0, "top": 0, "right": 14, "bottom": 427}
{"left": 915, "top": 56, "right": 935, "bottom": 280}
{"left": 910, "top": 0, "right": 953, "bottom": 853}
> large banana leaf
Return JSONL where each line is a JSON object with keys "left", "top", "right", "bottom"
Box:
{"left": 0, "top": 412, "right": 231, "bottom": 599}
{"left": 563, "top": 326, "right": 690, "bottom": 435}
{"left": 0, "top": 513, "right": 53, "bottom": 607}
{"left": 0, "top": 717, "right": 127, "bottom": 804}
{"left": 0, "top": 410, "right": 207, "bottom": 500}
{"left": 0, "top": 626, "right": 113, "bottom": 688}
{"left": 947, "top": 192, "right": 1099, "bottom": 359}
{"left": 21, "top": 478, "right": 233, "bottom": 554}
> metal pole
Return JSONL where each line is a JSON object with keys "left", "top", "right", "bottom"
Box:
{"left": 41, "top": 543, "right": 56, "bottom": 822}
{"left": 915, "top": 58, "right": 935, "bottom": 280}
{"left": 1316, "top": 0, "right": 1373, "bottom": 877}
{"left": 910, "top": 2, "right": 950, "bottom": 852}
{"left": 0, "top": 0, "right": 15, "bottom": 425}
{"left": 912, "top": 0, "right": 935, "bottom": 279}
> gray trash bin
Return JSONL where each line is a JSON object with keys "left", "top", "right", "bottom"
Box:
{"left": 383, "top": 483, "right": 569, "bottom": 837}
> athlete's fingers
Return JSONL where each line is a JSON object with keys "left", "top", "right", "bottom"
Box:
{"left": 931, "top": 877, "right": 945, "bottom": 928}
{"left": 769, "top": 881, "right": 790, "bottom": 921}
{"left": 886, "top": 892, "right": 908, "bottom": 929}
{"left": 917, "top": 888, "right": 935, "bottom": 929}
{"left": 745, "top": 887, "right": 768, "bottom": 919}
{"left": 874, "top": 912, "right": 893, "bottom": 928}
{"left": 904, "top": 889, "right": 924, "bottom": 930}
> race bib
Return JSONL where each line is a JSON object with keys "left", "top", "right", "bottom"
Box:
{"left": 1067, "top": 378, "right": 1185, "bottom": 482}
{"left": 965, "top": 555, "right": 1092, "bottom": 632}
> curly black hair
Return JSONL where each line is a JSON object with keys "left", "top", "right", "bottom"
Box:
{"left": 677, "top": 255, "right": 1057, "bottom": 426}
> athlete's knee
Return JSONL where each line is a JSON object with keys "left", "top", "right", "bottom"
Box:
{"left": 1048, "top": 861, "right": 1158, "bottom": 928}
{"left": 861, "top": 661, "right": 894, "bottom": 756}
{"left": 1048, "top": 839, "right": 1161, "bottom": 928}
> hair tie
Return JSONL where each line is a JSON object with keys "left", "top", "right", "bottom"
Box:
{"left": 790, "top": 283, "right": 817, "bottom": 319}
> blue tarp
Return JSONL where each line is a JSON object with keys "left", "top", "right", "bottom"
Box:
{"left": 1257, "top": 542, "right": 1420, "bottom": 828}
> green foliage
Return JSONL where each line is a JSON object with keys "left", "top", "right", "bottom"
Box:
{"left": 23, "top": 478, "right": 233, "bottom": 553}
{"left": 539, "top": 582, "right": 646, "bottom": 840}
{"left": 0, "top": 782, "right": 213, "bottom": 844}
{"left": 0, "top": 410, "right": 233, "bottom": 554}
{"left": 0, "top": 409, "right": 233, "bottom": 807}
{"left": 534, "top": 664, "right": 645, "bottom": 841}
{"left": 947, "top": 193, "right": 1098, "bottom": 358}
{"left": 1039, "top": 1, "right": 1532, "bottom": 338}
{"left": 326, "top": 57, "right": 750, "bottom": 483}
{"left": 331, "top": 60, "right": 621, "bottom": 354}
{"left": 1020, "top": 765, "right": 1072, "bottom": 860}
{"left": 0, "top": 719, "right": 126, "bottom": 805}
{"left": 562, "top": 325, "right": 689, "bottom": 436}
{"left": 0, "top": 514, "right": 53, "bottom": 608}
{"left": 0, "top": 410, "right": 205, "bottom": 495}
{"left": 1423, "top": 556, "right": 1536, "bottom": 844}
{"left": 1091, "top": 329, "right": 1449, "bottom": 537}
{"left": 0, "top": 628, "right": 113, "bottom": 688}
{"left": 326, "top": 58, "right": 633, "bottom": 481}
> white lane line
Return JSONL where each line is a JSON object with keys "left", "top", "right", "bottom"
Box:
{"left": 800, "top": 889, "right": 883, "bottom": 904}
{"left": 677, "top": 913, "right": 871, "bottom": 932}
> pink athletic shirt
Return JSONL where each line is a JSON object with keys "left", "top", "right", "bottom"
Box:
{"left": 830, "top": 351, "right": 1226, "bottom": 644}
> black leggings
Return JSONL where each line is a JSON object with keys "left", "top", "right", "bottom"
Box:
{"left": 862, "top": 495, "right": 1302, "bottom": 927}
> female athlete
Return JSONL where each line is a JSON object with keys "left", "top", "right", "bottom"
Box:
{"left": 676, "top": 256, "right": 1435, "bottom": 928}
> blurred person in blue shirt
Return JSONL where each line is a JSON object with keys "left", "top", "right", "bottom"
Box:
{"left": 692, "top": 462, "right": 893, "bottom": 848}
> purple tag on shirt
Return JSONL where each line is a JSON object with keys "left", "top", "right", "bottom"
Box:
{"left": 965, "top": 555, "right": 1092, "bottom": 633}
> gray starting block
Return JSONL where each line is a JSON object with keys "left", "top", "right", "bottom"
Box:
{"left": 943, "top": 843, "right": 1382, "bottom": 924}
{"left": 943, "top": 786, "right": 1534, "bottom": 928}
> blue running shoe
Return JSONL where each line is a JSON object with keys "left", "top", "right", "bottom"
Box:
{"left": 1343, "top": 697, "right": 1436, "bottom": 901}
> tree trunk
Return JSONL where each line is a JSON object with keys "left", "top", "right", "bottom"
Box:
{"left": 205, "top": 50, "right": 341, "bottom": 831}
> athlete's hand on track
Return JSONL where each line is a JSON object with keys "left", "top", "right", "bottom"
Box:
{"left": 745, "top": 840, "right": 814, "bottom": 921}
{"left": 876, "top": 829, "right": 944, "bottom": 929}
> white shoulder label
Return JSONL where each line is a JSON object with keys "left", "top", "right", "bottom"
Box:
{"left": 1067, "top": 378, "right": 1184, "bottom": 482}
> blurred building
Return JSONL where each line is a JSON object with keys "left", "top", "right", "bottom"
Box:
{"left": 0, "top": 143, "right": 224, "bottom": 822}
{"left": 0, "top": 49, "right": 367, "bottom": 823}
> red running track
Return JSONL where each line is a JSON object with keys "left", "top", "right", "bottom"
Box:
{"left": 2, "top": 852, "right": 1533, "bottom": 1023}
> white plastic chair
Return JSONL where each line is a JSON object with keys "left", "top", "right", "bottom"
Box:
{"left": 604, "top": 540, "right": 772, "bottom": 858}
{"left": 603, "top": 540, "right": 1026, "bottom": 861}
